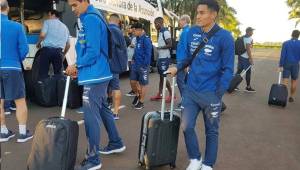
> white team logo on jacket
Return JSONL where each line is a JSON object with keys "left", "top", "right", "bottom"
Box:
{"left": 204, "top": 45, "right": 214, "bottom": 56}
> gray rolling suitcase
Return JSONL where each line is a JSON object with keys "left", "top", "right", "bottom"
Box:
{"left": 227, "top": 65, "right": 252, "bottom": 93}
{"left": 27, "top": 76, "right": 79, "bottom": 170}
{"left": 138, "top": 76, "right": 181, "bottom": 170}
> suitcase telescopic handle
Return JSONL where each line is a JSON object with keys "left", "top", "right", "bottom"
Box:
{"left": 170, "top": 77, "right": 176, "bottom": 121}
{"left": 61, "top": 76, "right": 71, "bottom": 118}
{"left": 278, "top": 71, "right": 282, "bottom": 84}
{"left": 160, "top": 74, "right": 167, "bottom": 121}
{"left": 240, "top": 65, "right": 252, "bottom": 77}
{"left": 160, "top": 73, "right": 176, "bottom": 121}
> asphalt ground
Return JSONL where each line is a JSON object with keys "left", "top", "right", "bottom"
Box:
{"left": 1, "top": 48, "right": 300, "bottom": 170}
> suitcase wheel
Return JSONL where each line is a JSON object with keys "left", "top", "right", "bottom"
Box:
{"left": 170, "top": 163, "right": 176, "bottom": 169}
{"left": 138, "top": 162, "right": 143, "bottom": 167}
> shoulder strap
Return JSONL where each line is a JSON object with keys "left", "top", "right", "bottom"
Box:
{"left": 188, "top": 25, "right": 221, "bottom": 67}
{"left": 162, "top": 30, "right": 167, "bottom": 44}
{"left": 85, "top": 13, "right": 112, "bottom": 59}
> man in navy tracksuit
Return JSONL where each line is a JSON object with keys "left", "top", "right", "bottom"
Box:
{"left": 130, "top": 23, "right": 152, "bottom": 110}
{"left": 0, "top": 0, "right": 33, "bottom": 143}
{"left": 67, "top": 0, "right": 125, "bottom": 169}
{"left": 167, "top": 1, "right": 234, "bottom": 170}
{"left": 107, "top": 13, "right": 128, "bottom": 120}
{"left": 279, "top": 30, "right": 300, "bottom": 102}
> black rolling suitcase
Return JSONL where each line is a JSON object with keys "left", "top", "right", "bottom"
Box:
{"left": 57, "top": 77, "right": 83, "bottom": 109}
{"left": 23, "top": 50, "right": 41, "bottom": 101}
{"left": 28, "top": 76, "right": 79, "bottom": 170}
{"left": 34, "top": 76, "right": 58, "bottom": 107}
{"left": 227, "top": 65, "right": 252, "bottom": 93}
{"left": 138, "top": 76, "right": 180, "bottom": 170}
{"left": 268, "top": 72, "right": 288, "bottom": 107}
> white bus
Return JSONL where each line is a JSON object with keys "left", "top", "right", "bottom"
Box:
{"left": 7, "top": 0, "right": 164, "bottom": 69}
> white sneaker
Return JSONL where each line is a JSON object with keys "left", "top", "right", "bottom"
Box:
{"left": 4, "top": 111, "right": 11, "bottom": 115}
{"left": 186, "top": 159, "right": 202, "bottom": 170}
{"left": 201, "top": 164, "right": 213, "bottom": 170}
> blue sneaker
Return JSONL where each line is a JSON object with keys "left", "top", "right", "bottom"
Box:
{"left": 17, "top": 130, "right": 33, "bottom": 143}
{"left": 79, "top": 159, "right": 102, "bottom": 170}
{"left": 0, "top": 130, "right": 15, "bottom": 142}
{"left": 99, "top": 144, "right": 126, "bottom": 155}
{"left": 9, "top": 106, "right": 16, "bottom": 111}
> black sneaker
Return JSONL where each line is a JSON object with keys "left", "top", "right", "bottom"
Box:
{"left": 175, "top": 103, "right": 183, "bottom": 111}
{"left": 245, "top": 87, "right": 256, "bottom": 93}
{"left": 221, "top": 102, "right": 227, "bottom": 112}
{"left": 79, "top": 159, "right": 102, "bottom": 170}
{"left": 132, "top": 96, "right": 139, "bottom": 106}
{"left": 0, "top": 130, "right": 15, "bottom": 143}
{"left": 289, "top": 97, "right": 294, "bottom": 103}
{"left": 125, "top": 90, "right": 136, "bottom": 97}
{"left": 134, "top": 102, "right": 144, "bottom": 110}
{"left": 17, "top": 130, "right": 33, "bottom": 143}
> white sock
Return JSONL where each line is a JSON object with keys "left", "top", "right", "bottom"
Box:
{"left": 1, "top": 125, "right": 9, "bottom": 134}
{"left": 19, "top": 125, "right": 26, "bottom": 135}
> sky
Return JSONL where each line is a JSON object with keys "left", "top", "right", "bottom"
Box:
{"left": 226, "top": 0, "right": 300, "bottom": 43}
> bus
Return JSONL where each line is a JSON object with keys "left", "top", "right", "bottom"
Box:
{"left": 6, "top": 0, "right": 178, "bottom": 70}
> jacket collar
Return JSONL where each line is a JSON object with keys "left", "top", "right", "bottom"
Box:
{"left": 80, "top": 5, "right": 95, "bottom": 20}
{"left": 1, "top": 14, "right": 8, "bottom": 21}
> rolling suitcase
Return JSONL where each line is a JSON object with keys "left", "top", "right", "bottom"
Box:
{"left": 138, "top": 75, "right": 180, "bottom": 170}
{"left": 57, "top": 77, "right": 83, "bottom": 109}
{"left": 227, "top": 65, "right": 252, "bottom": 93}
{"left": 268, "top": 71, "right": 288, "bottom": 107}
{"left": 27, "top": 76, "right": 79, "bottom": 170}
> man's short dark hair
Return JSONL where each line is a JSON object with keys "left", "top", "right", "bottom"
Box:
{"left": 110, "top": 13, "right": 120, "bottom": 20}
{"left": 77, "top": 0, "right": 90, "bottom": 3}
{"left": 198, "top": 0, "right": 220, "bottom": 13}
{"left": 48, "top": 9, "right": 61, "bottom": 18}
{"left": 292, "top": 30, "right": 300, "bottom": 39}
{"left": 154, "top": 17, "right": 164, "bottom": 24}
{"left": 132, "top": 23, "right": 144, "bottom": 30}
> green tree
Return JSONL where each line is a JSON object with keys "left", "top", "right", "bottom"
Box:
{"left": 287, "top": 0, "right": 300, "bottom": 26}
{"left": 161, "top": 0, "right": 241, "bottom": 37}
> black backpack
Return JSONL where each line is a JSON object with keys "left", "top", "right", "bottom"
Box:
{"left": 161, "top": 29, "right": 175, "bottom": 57}
{"left": 235, "top": 36, "right": 246, "bottom": 55}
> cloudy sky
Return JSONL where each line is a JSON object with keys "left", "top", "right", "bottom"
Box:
{"left": 227, "top": 0, "right": 300, "bottom": 43}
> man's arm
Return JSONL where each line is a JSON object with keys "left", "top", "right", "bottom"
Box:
{"left": 76, "top": 15, "right": 102, "bottom": 68}
{"left": 176, "top": 29, "right": 189, "bottom": 61}
{"left": 36, "top": 21, "right": 48, "bottom": 48}
{"left": 63, "top": 41, "right": 71, "bottom": 57}
{"left": 246, "top": 39, "right": 253, "bottom": 64}
{"left": 18, "top": 26, "right": 29, "bottom": 61}
{"left": 217, "top": 33, "right": 235, "bottom": 97}
{"left": 144, "top": 38, "right": 153, "bottom": 66}
{"left": 167, "top": 31, "right": 192, "bottom": 76}
{"left": 279, "top": 42, "right": 286, "bottom": 68}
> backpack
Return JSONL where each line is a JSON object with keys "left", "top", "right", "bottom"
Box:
{"left": 107, "top": 25, "right": 128, "bottom": 74}
{"left": 235, "top": 36, "right": 246, "bottom": 55}
{"left": 161, "top": 29, "right": 175, "bottom": 57}
{"left": 87, "top": 13, "right": 128, "bottom": 74}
